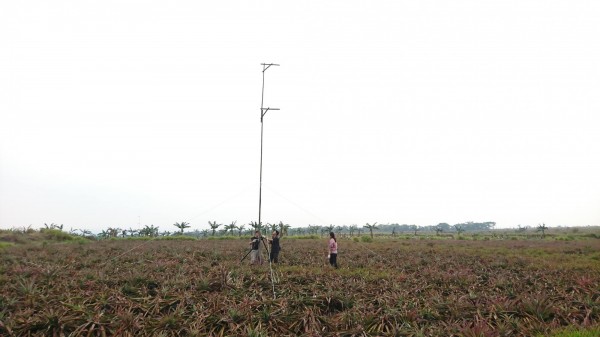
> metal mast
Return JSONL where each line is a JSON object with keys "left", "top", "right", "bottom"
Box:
{"left": 258, "top": 63, "right": 279, "bottom": 230}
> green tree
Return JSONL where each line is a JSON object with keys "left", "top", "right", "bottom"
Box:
{"left": 225, "top": 221, "right": 237, "bottom": 236}
{"left": 140, "top": 225, "right": 158, "bottom": 237}
{"left": 308, "top": 225, "right": 320, "bottom": 235}
{"left": 99, "top": 229, "right": 109, "bottom": 239}
{"left": 363, "top": 222, "right": 379, "bottom": 239}
{"left": 174, "top": 222, "right": 191, "bottom": 235}
{"left": 410, "top": 225, "right": 419, "bottom": 236}
{"left": 249, "top": 221, "right": 262, "bottom": 234}
{"left": 208, "top": 221, "right": 221, "bottom": 236}
{"left": 454, "top": 224, "right": 465, "bottom": 236}
{"left": 107, "top": 227, "right": 120, "bottom": 238}
{"left": 435, "top": 224, "right": 444, "bottom": 236}
{"left": 236, "top": 224, "right": 245, "bottom": 237}
{"left": 537, "top": 223, "right": 548, "bottom": 238}
{"left": 268, "top": 223, "right": 279, "bottom": 234}
{"left": 278, "top": 221, "right": 291, "bottom": 237}
{"left": 349, "top": 225, "right": 358, "bottom": 236}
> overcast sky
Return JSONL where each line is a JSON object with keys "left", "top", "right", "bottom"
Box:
{"left": 1, "top": 1, "right": 599, "bottom": 233}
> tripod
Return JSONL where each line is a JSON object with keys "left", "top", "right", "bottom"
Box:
{"left": 240, "top": 237, "right": 270, "bottom": 264}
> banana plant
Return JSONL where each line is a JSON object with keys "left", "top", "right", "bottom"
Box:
{"left": 225, "top": 221, "right": 237, "bottom": 235}
{"left": 174, "top": 222, "right": 191, "bottom": 235}
{"left": 208, "top": 221, "right": 221, "bottom": 236}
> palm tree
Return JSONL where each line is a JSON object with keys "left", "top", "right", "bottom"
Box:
{"left": 174, "top": 222, "right": 191, "bottom": 235}
{"left": 349, "top": 225, "right": 358, "bottom": 237}
{"left": 435, "top": 224, "right": 444, "bottom": 236}
{"left": 249, "top": 221, "right": 262, "bottom": 234}
{"left": 278, "top": 221, "right": 291, "bottom": 237}
{"left": 537, "top": 223, "right": 548, "bottom": 238}
{"left": 107, "top": 227, "right": 120, "bottom": 238}
{"left": 410, "top": 225, "right": 420, "bottom": 236}
{"left": 268, "top": 223, "right": 278, "bottom": 234}
{"left": 225, "top": 221, "right": 237, "bottom": 236}
{"left": 391, "top": 225, "right": 398, "bottom": 237}
{"left": 236, "top": 224, "right": 245, "bottom": 237}
{"left": 44, "top": 223, "right": 64, "bottom": 230}
{"left": 454, "top": 224, "right": 465, "bottom": 236}
{"left": 99, "top": 229, "right": 109, "bottom": 239}
{"left": 364, "top": 222, "right": 378, "bottom": 239}
{"left": 139, "top": 225, "right": 155, "bottom": 237}
{"left": 208, "top": 221, "right": 221, "bottom": 236}
{"left": 311, "top": 225, "right": 322, "bottom": 236}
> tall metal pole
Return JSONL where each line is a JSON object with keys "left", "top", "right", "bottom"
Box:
{"left": 258, "top": 63, "right": 279, "bottom": 230}
{"left": 259, "top": 63, "right": 280, "bottom": 300}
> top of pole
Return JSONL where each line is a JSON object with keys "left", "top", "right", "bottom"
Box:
{"left": 261, "top": 63, "right": 280, "bottom": 72}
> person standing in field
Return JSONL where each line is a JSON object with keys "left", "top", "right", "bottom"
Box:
{"left": 268, "top": 230, "right": 281, "bottom": 263}
{"left": 249, "top": 230, "right": 263, "bottom": 265}
{"left": 328, "top": 232, "right": 338, "bottom": 268}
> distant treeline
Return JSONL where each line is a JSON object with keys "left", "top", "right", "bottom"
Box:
{"left": 17, "top": 221, "right": 500, "bottom": 239}
{"left": 287, "top": 221, "right": 497, "bottom": 236}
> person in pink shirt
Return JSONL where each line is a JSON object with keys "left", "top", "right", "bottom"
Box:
{"left": 328, "top": 232, "right": 338, "bottom": 268}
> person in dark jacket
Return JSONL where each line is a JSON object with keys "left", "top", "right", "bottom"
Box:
{"left": 249, "top": 231, "right": 263, "bottom": 265}
{"left": 268, "top": 230, "right": 281, "bottom": 263}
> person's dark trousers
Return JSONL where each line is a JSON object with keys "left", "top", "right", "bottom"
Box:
{"left": 329, "top": 253, "right": 338, "bottom": 268}
{"left": 270, "top": 250, "right": 279, "bottom": 263}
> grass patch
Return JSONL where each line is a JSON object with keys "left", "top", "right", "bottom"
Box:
{"left": 113, "top": 235, "right": 199, "bottom": 241}
{"left": 287, "top": 235, "right": 320, "bottom": 240}
{"left": 541, "top": 326, "right": 600, "bottom": 337}
{"left": 207, "top": 236, "right": 243, "bottom": 240}
{"left": 360, "top": 236, "right": 373, "bottom": 243}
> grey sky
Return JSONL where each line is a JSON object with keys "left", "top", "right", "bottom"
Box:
{"left": 1, "top": 1, "right": 599, "bottom": 232}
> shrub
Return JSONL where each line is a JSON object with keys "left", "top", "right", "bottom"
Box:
{"left": 40, "top": 228, "right": 77, "bottom": 241}
{"left": 360, "top": 236, "right": 373, "bottom": 243}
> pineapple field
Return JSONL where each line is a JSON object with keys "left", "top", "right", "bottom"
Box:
{"left": 1, "top": 232, "right": 599, "bottom": 336}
